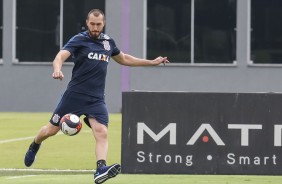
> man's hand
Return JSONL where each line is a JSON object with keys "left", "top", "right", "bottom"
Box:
{"left": 153, "top": 56, "right": 169, "bottom": 66}
{"left": 52, "top": 70, "right": 64, "bottom": 80}
{"left": 52, "top": 50, "right": 70, "bottom": 80}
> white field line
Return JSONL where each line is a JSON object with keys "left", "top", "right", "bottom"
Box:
{"left": 0, "top": 168, "right": 93, "bottom": 173}
{"left": 0, "top": 136, "right": 35, "bottom": 144}
{"left": 0, "top": 130, "right": 91, "bottom": 144}
{"left": 7, "top": 175, "right": 37, "bottom": 179}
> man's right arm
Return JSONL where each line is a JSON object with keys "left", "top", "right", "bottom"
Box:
{"left": 52, "top": 50, "right": 71, "bottom": 80}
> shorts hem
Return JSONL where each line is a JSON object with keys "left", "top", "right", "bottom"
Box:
{"left": 87, "top": 115, "right": 108, "bottom": 127}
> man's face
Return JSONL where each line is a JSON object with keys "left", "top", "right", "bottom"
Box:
{"left": 86, "top": 14, "right": 105, "bottom": 39}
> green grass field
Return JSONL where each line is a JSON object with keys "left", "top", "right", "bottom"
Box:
{"left": 1, "top": 112, "right": 282, "bottom": 184}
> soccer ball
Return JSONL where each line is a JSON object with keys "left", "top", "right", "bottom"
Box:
{"left": 59, "top": 114, "right": 82, "bottom": 136}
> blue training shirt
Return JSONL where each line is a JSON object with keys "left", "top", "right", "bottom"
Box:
{"left": 62, "top": 31, "right": 120, "bottom": 98}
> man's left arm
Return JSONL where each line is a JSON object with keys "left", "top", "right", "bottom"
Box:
{"left": 112, "top": 51, "right": 169, "bottom": 66}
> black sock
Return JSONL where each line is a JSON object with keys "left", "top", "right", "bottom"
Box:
{"left": 97, "top": 160, "right": 106, "bottom": 168}
{"left": 30, "top": 140, "right": 41, "bottom": 151}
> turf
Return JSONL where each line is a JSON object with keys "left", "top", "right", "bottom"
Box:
{"left": 1, "top": 174, "right": 282, "bottom": 184}
{"left": 0, "top": 112, "right": 121, "bottom": 169}
{"left": 1, "top": 112, "right": 282, "bottom": 184}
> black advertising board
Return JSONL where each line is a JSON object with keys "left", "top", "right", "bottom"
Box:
{"left": 121, "top": 92, "right": 282, "bottom": 174}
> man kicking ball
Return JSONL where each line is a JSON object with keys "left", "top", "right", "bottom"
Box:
{"left": 24, "top": 9, "right": 168, "bottom": 184}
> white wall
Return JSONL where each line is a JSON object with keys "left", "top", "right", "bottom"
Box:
{"left": 1, "top": 0, "right": 282, "bottom": 112}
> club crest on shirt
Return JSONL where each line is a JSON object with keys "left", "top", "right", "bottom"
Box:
{"left": 103, "top": 40, "right": 111, "bottom": 51}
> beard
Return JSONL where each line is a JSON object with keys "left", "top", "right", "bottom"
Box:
{"left": 88, "top": 30, "right": 102, "bottom": 39}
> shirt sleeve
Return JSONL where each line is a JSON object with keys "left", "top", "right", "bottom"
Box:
{"left": 111, "top": 39, "right": 121, "bottom": 56}
{"left": 62, "top": 34, "right": 82, "bottom": 55}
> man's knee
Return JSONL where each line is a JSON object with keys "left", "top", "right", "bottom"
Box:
{"left": 90, "top": 118, "right": 108, "bottom": 138}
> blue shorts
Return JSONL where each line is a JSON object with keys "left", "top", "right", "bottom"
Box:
{"left": 49, "top": 90, "right": 108, "bottom": 127}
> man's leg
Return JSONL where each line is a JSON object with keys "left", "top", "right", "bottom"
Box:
{"left": 35, "top": 122, "right": 60, "bottom": 143}
{"left": 89, "top": 118, "right": 108, "bottom": 161}
{"left": 24, "top": 122, "right": 60, "bottom": 167}
{"left": 89, "top": 118, "right": 121, "bottom": 184}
